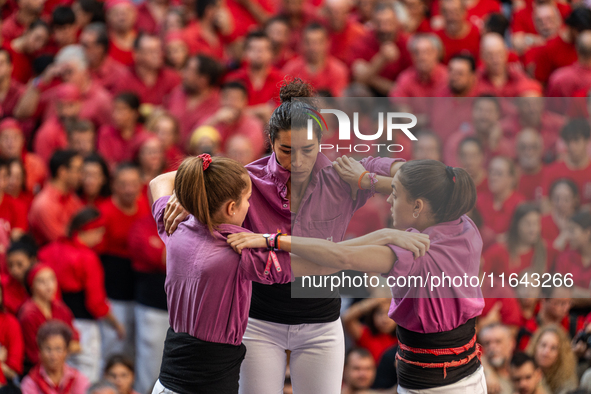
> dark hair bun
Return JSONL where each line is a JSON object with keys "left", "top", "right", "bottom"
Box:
{"left": 279, "top": 77, "right": 314, "bottom": 103}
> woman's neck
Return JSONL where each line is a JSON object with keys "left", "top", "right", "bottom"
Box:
{"left": 45, "top": 365, "right": 65, "bottom": 386}
{"left": 288, "top": 176, "right": 312, "bottom": 213}
{"left": 32, "top": 295, "right": 52, "bottom": 318}
{"left": 493, "top": 188, "right": 512, "bottom": 207}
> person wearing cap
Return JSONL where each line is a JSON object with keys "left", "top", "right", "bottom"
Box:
{"left": 39, "top": 208, "right": 125, "bottom": 382}
{"left": 114, "top": 33, "right": 181, "bottom": 105}
{"left": 28, "top": 150, "right": 83, "bottom": 246}
{"left": 204, "top": 81, "right": 266, "bottom": 157}
{"left": 105, "top": 0, "right": 138, "bottom": 67}
{"left": 97, "top": 164, "right": 150, "bottom": 364}
{"left": 15, "top": 45, "right": 113, "bottom": 130}
{"left": 0, "top": 119, "right": 47, "bottom": 193}
{"left": 0, "top": 48, "right": 25, "bottom": 118}
{"left": 33, "top": 83, "right": 81, "bottom": 164}
{"left": 531, "top": 7, "right": 591, "bottom": 84}
{"left": 18, "top": 264, "right": 80, "bottom": 371}
{"left": 188, "top": 125, "right": 222, "bottom": 156}
{"left": 164, "top": 54, "right": 222, "bottom": 150}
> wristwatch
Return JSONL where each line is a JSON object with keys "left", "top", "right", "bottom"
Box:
{"left": 262, "top": 234, "right": 271, "bottom": 249}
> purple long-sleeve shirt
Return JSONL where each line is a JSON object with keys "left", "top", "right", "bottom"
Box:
{"left": 244, "top": 152, "right": 400, "bottom": 324}
{"left": 383, "top": 215, "right": 485, "bottom": 334}
{"left": 152, "top": 196, "right": 292, "bottom": 345}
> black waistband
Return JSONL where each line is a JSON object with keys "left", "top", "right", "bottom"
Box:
{"left": 158, "top": 328, "right": 246, "bottom": 394}
{"left": 396, "top": 318, "right": 480, "bottom": 390}
{"left": 62, "top": 291, "right": 93, "bottom": 320}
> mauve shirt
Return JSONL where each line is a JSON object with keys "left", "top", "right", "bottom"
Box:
{"left": 244, "top": 152, "right": 400, "bottom": 324}
{"left": 383, "top": 215, "right": 485, "bottom": 334}
{"left": 152, "top": 196, "right": 292, "bottom": 346}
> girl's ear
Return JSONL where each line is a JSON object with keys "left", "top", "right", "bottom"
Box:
{"left": 225, "top": 200, "right": 236, "bottom": 217}
{"left": 415, "top": 199, "right": 424, "bottom": 214}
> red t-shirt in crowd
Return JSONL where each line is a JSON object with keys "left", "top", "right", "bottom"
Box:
{"left": 0, "top": 274, "right": 29, "bottom": 315}
{"left": 89, "top": 56, "right": 130, "bottom": 95}
{"left": 476, "top": 191, "right": 526, "bottom": 235}
{"left": 541, "top": 214, "right": 560, "bottom": 246}
{"left": 480, "top": 288, "right": 523, "bottom": 328}
{"left": 39, "top": 238, "right": 110, "bottom": 319}
{"left": 474, "top": 66, "right": 536, "bottom": 97}
{"left": 225, "top": 66, "right": 284, "bottom": 106}
{"left": 466, "top": 0, "right": 502, "bottom": 29}
{"left": 0, "top": 13, "right": 25, "bottom": 43}
{"left": 97, "top": 196, "right": 151, "bottom": 259}
{"left": 128, "top": 214, "right": 165, "bottom": 274}
{"left": 5, "top": 43, "right": 35, "bottom": 84}
{"left": 281, "top": 56, "right": 349, "bottom": 97}
{"left": 33, "top": 116, "right": 68, "bottom": 164}
{"left": 434, "top": 23, "right": 481, "bottom": 64}
{"left": 212, "top": 113, "right": 266, "bottom": 157}
{"left": 28, "top": 184, "right": 84, "bottom": 246}
{"left": 108, "top": 39, "right": 135, "bottom": 67}
{"left": 97, "top": 125, "right": 150, "bottom": 169}
{"left": 356, "top": 326, "right": 398, "bottom": 364}
{"left": 390, "top": 64, "right": 448, "bottom": 98}
{"left": 553, "top": 249, "right": 591, "bottom": 289}
{"left": 347, "top": 30, "right": 412, "bottom": 81}
{"left": 482, "top": 241, "right": 555, "bottom": 277}
{"left": 542, "top": 160, "right": 591, "bottom": 205}
{"left": 17, "top": 298, "right": 79, "bottom": 365}
{"left": 135, "top": 2, "right": 161, "bottom": 35}
{"left": 518, "top": 312, "right": 585, "bottom": 350}
{"left": 225, "top": 0, "right": 277, "bottom": 43}
{"left": 0, "top": 79, "right": 25, "bottom": 118}
{"left": 326, "top": 17, "right": 367, "bottom": 64}
{"left": 546, "top": 63, "right": 591, "bottom": 98}
{"left": 443, "top": 126, "right": 515, "bottom": 168}
{"left": 517, "top": 166, "right": 546, "bottom": 202}
{"left": 0, "top": 193, "right": 28, "bottom": 232}
{"left": 532, "top": 35, "right": 577, "bottom": 84}
{"left": 164, "top": 87, "right": 221, "bottom": 148}
{"left": 182, "top": 22, "right": 226, "bottom": 61}
{"left": 115, "top": 66, "right": 181, "bottom": 105}
{"left": 0, "top": 311, "right": 24, "bottom": 384}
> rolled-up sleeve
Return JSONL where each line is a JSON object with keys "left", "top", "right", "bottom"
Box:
{"left": 360, "top": 156, "right": 404, "bottom": 177}
{"left": 151, "top": 196, "right": 170, "bottom": 243}
{"left": 240, "top": 248, "right": 292, "bottom": 285}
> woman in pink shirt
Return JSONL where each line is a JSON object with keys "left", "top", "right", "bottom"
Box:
{"left": 230, "top": 159, "right": 486, "bottom": 393}
{"left": 148, "top": 155, "right": 294, "bottom": 393}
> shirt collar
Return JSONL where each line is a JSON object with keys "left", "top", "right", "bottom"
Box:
{"left": 39, "top": 364, "right": 77, "bottom": 386}
{"left": 409, "top": 216, "right": 465, "bottom": 241}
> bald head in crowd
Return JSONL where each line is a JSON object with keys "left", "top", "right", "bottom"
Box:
{"left": 576, "top": 30, "right": 591, "bottom": 65}
{"left": 481, "top": 33, "right": 508, "bottom": 76}
{"left": 516, "top": 128, "right": 544, "bottom": 172}
{"left": 324, "top": 0, "right": 353, "bottom": 31}
{"left": 408, "top": 34, "right": 442, "bottom": 76}
{"left": 533, "top": 4, "right": 561, "bottom": 39}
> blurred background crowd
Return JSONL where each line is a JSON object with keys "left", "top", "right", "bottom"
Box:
{"left": 0, "top": 0, "right": 591, "bottom": 392}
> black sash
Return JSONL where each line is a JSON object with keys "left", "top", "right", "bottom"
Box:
{"left": 61, "top": 290, "right": 93, "bottom": 320}
{"left": 158, "top": 328, "right": 246, "bottom": 394}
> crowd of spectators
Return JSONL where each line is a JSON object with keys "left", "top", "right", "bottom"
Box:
{"left": 0, "top": 0, "right": 591, "bottom": 392}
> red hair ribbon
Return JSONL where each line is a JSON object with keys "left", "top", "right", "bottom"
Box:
{"left": 26, "top": 263, "right": 52, "bottom": 289}
{"left": 198, "top": 153, "right": 212, "bottom": 171}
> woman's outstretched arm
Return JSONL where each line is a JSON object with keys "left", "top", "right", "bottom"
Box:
{"left": 148, "top": 171, "right": 176, "bottom": 206}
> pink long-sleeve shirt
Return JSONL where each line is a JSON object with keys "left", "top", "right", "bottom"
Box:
{"left": 152, "top": 196, "right": 292, "bottom": 345}
{"left": 384, "top": 215, "right": 484, "bottom": 334}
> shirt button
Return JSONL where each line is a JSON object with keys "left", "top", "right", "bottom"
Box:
{"left": 283, "top": 204, "right": 287, "bottom": 208}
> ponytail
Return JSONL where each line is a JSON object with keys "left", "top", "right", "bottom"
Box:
{"left": 175, "top": 156, "right": 248, "bottom": 234}
{"left": 398, "top": 160, "right": 477, "bottom": 224}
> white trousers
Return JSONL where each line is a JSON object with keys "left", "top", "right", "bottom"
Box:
{"left": 151, "top": 379, "right": 177, "bottom": 394}
{"left": 238, "top": 317, "right": 345, "bottom": 394}
{"left": 134, "top": 304, "right": 169, "bottom": 394}
{"left": 68, "top": 319, "right": 101, "bottom": 383}
{"left": 100, "top": 300, "right": 136, "bottom": 366}
{"left": 397, "top": 365, "right": 488, "bottom": 394}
